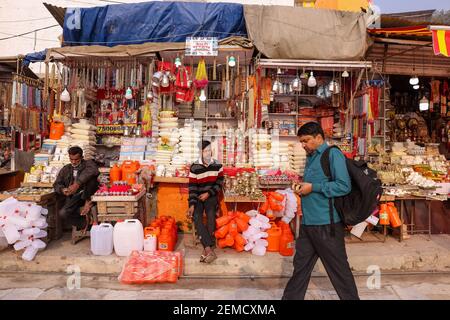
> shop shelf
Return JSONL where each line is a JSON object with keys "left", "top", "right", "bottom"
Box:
{"left": 268, "top": 113, "right": 297, "bottom": 116}
{"left": 95, "top": 144, "right": 122, "bottom": 147}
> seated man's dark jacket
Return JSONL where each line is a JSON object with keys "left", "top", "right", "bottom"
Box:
{"left": 53, "top": 159, "right": 99, "bottom": 198}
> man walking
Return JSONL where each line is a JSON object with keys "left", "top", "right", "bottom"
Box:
{"left": 282, "top": 122, "right": 359, "bottom": 300}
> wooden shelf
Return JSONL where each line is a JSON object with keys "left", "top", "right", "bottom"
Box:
{"left": 268, "top": 113, "right": 297, "bottom": 116}
{"left": 94, "top": 144, "right": 121, "bottom": 147}
{"left": 21, "top": 182, "right": 54, "bottom": 188}
{"left": 0, "top": 191, "right": 55, "bottom": 203}
{"left": 274, "top": 94, "right": 297, "bottom": 97}
{"left": 206, "top": 117, "right": 236, "bottom": 120}
{"left": 92, "top": 188, "right": 146, "bottom": 202}
{"left": 178, "top": 116, "right": 236, "bottom": 120}
{"left": 224, "top": 195, "right": 266, "bottom": 203}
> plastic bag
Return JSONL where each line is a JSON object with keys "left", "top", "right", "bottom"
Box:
{"left": 118, "top": 251, "right": 182, "bottom": 284}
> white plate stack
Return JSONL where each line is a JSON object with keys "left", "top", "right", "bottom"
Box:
{"left": 272, "top": 139, "right": 291, "bottom": 170}
{"left": 177, "top": 126, "right": 201, "bottom": 164}
{"left": 156, "top": 113, "right": 179, "bottom": 172}
{"left": 289, "top": 142, "right": 307, "bottom": 175}
{"left": 250, "top": 131, "right": 273, "bottom": 168}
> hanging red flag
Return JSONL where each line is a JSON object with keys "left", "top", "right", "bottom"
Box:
{"left": 432, "top": 29, "right": 450, "bottom": 57}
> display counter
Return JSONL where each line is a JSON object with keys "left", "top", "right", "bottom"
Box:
{"left": 0, "top": 170, "right": 22, "bottom": 192}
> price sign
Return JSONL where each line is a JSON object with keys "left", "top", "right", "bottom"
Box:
{"left": 185, "top": 37, "right": 218, "bottom": 56}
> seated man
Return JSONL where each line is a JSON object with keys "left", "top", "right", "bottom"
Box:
{"left": 53, "top": 146, "right": 99, "bottom": 230}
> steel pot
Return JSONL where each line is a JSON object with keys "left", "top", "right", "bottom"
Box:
{"left": 161, "top": 72, "right": 170, "bottom": 88}
{"left": 152, "top": 71, "right": 163, "bottom": 87}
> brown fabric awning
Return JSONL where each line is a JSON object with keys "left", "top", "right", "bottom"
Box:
{"left": 243, "top": 5, "right": 370, "bottom": 60}
{"left": 46, "top": 37, "right": 253, "bottom": 61}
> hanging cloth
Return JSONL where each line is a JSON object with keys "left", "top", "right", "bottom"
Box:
{"left": 261, "top": 77, "right": 272, "bottom": 105}
{"left": 194, "top": 58, "right": 208, "bottom": 89}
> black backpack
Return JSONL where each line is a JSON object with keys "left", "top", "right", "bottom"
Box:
{"left": 321, "top": 146, "right": 383, "bottom": 229}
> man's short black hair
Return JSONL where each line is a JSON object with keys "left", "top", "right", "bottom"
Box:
{"left": 199, "top": 140, "right": 211, "bottom": 150}
{"left": 297, "top": 122, "right": 325, "bottom": 139}
{"left": 68, "top": 146, "right": 83, "bottom": 157}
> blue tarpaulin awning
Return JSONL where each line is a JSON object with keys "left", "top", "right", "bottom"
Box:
{"left": 63, "top": 1, "right": 247, "bottom": 47}
{"left": 23, "top": 49, "right": 48, "bottom": 66}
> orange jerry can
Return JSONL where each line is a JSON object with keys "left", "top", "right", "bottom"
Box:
{"left": 121, "top": 160, "right": 140, "bottom": 185}
{"left": 279, "top": 225, "right": 295, "bottom": 256}
{"left": 158, "top": 227, "right": 174, "bottom": 252}
{"left": 49, "top": 121, "right": 64, "bottom": 140}
{"left": 109, "top": 164, "right": 122, "bottom": 183}
{"left": 387, "top": 203, "right": 401, "bottom": 228}
{"left": 267, "top": 223, "right": 282, "bottom": 252}
{"left": 379, "top": 204, "right": 390, "bottom": 225}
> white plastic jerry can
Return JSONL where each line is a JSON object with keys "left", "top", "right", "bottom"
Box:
{"left": 113, "top": 219, "right": 144, "bottom": 257}
{"left": 143, "top": 234, "right": 157, "bottom": 252}
{"left": 90, "top": 223, "right": 114, "bottom": 256}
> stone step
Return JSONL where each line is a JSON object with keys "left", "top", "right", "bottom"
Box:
{"left": 0, "top": 233, "right": 449, "bottom": 276}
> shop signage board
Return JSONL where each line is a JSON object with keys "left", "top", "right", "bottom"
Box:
{"left": 185, "top": 37, "right": 218, "bottom": 56}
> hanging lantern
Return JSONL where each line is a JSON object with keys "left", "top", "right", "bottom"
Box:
{"left": 307, "top": 71, "right": 317, "bottom": 87}
{"left": 125, "top": 87, "right": 133, "bottom": 100}
{"left": 60, "top": 87, "right": 70, "bottom": 102}
{"left": 300, "top": 68, "right": 308, "bottom": 79}
{"left": 199, "top": 89, "right": 207, "bottom": 102}
{"left": 342, "top": 70, "right": 349, "bottom": 78}
{"left": 419, "top": 95, "right": 429, "bottom": 111}
{"left": 175, "top": 56, "right": 182, "bottom": 68}
{"left": 272, "top": 78, "right": 281, "bottom": 93}
{"left": 409, "top": 76, "right": 419, "bottom": 86}
{"left": 413, "top": 84, "right": 420, "bottom": 90}
{"left": 292, "top": 76, "right": 302, "bottom": 92}
{"left": 228, "top": 55, "right": 236, "bottom": 67}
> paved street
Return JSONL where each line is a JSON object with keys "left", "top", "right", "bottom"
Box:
{"left": 0, "top": 272, "right": 449, "bottom": 300}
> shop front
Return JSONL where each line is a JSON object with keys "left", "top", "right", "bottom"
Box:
{"left": 1, "top": 1, "right": 448, "bottom": 285}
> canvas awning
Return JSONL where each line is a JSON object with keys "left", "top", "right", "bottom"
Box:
{"left": 244, "top": 5, "right": 369, "bottom": 60}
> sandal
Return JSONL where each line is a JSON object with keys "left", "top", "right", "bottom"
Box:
{"left": 203, "top": 251, "right": 217, "bottom": 264}
{"left": 200, "top": 254, "right": 207, "bottom": 263}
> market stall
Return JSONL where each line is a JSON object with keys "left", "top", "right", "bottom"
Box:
{"left": 0, "top": 57, "right": 44, "bottom": 191}
{"left": 364, "top": 25, "right": 450, "bottom": 236}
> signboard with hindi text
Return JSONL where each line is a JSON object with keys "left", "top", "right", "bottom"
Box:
{"left": 185, "top": 37, "right": 218, "bottom": 56}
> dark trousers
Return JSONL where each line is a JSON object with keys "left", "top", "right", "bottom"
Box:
{"left": 193, "top": 196, "right": 218, "bottom": 248}
{"left": 282, "top": 223, "right": 359, "bottom": 300}
{"left": 58, "top": 179, "right": 99, "bottom": 229}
